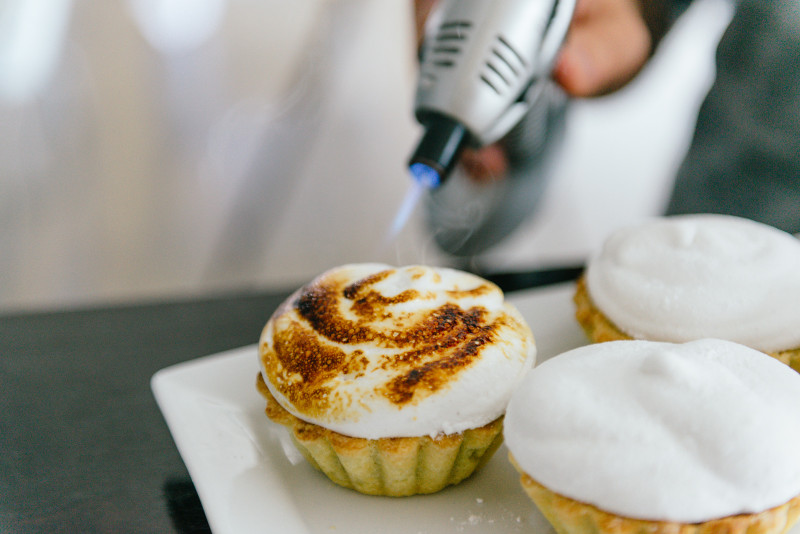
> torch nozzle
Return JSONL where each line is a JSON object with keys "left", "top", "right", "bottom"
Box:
{"left": 408, "top": 115, "right": 468, "bottom": 188}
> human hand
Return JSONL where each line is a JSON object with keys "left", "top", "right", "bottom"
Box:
{"left": 553, "top": 0, "right": 653, "bottom": 96}
{"left": 414, "top": 0, "right": 654, "bottom": 97}
{"left": 413, "top": 0, "right": 657, "bottom": 183}
{"left": 471, "top": 0, "right": 655, "bottom": 182}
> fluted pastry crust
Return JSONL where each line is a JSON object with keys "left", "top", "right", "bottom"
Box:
{"left": 573, "top": 275, "right": 800, "bottom": 373}
{"left": 257, "top": 373, "right": 503, "bottom": 496}
{"left": 509, "top": 453, "right": 800, "bottom": 534}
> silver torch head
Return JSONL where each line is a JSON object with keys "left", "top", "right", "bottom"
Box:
{"left": 409, "top": 0, "right": 575, "bottom": 187}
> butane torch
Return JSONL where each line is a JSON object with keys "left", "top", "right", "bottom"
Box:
{"left": 409, "top": 0, "right": 576, "bottom": 188}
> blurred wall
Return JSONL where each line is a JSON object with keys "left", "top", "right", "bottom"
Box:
{"left": 0, "top": 0, "right": 732, "bottom": 311}
{"left": 0, "top": 0, "right": 435, "bottom": 310}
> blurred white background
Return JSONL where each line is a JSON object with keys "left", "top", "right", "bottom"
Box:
{"left": 0, "top": 0, "right": 732, "bottom": 311}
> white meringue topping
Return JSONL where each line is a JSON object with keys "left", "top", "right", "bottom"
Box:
{"left": 586, "top": 215, "right": 800, "bottom": 352}
{"left": 259, "top": 264, "right": 536, "bottom": 439}
{"left": 504, "top": 339, "right": 800, "bottom": 523}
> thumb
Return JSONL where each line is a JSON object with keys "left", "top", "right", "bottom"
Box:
{"left": 553, "top": 0, "right": 651, "bottom": 97}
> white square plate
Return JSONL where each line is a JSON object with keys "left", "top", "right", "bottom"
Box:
{"left": 154, "top": 282, "right": 800, "bottom": 534}
{"left": 152, "top": 283, "right": 584, "bottom": 533}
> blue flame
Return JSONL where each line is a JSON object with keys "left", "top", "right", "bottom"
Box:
{"left": 409, "top": 162, "right": 441, "bottom": 189}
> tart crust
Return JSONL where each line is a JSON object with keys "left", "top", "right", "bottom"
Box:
{"left": 256, "top": 373, "right": 503, "bottom": 496}
{"left": 573, "top": 275, "right": 800, "bottom": 373}
{"left": 509, "top": 452, "right": 800, "bottom": 534}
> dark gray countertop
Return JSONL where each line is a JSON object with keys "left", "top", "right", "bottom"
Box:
{"left": 0, "top": 290, "right": 291, "bottom": 533}
{"left": 0, "top": 266, "right": 581, "bottom": 533}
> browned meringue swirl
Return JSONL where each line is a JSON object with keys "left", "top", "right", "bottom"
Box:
{"left": 259, "top": 265, "right": 531, "bottom": 425}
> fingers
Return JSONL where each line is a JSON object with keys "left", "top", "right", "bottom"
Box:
{"left": 460, "top": 144, "right": 510, "bottom": 183}
{"left": 553, "top": 0, "right": 652, "bottom": 97}
{"left": 414, "top": 0, "right": 439, "bottom": 47}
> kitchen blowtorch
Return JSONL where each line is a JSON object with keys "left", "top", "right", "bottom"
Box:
{"left": 409, "top": 0, "right": 576, "bottom": 188}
